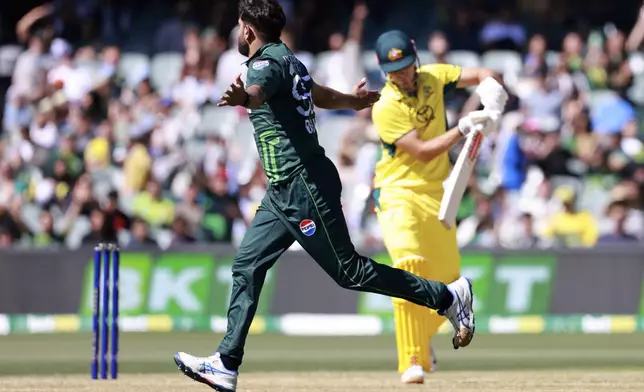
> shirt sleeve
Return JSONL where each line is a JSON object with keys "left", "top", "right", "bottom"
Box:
{"left": 423, "top": 64, "right": 462, "bottom": 95}
{"left": 371, "top": 99, "right": 413, "bottom": 145}
{"left": 246, "top": 58, "right": 283, "bottom": 101}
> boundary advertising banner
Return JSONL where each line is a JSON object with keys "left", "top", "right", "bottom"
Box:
{"left": 0, "top": 246, "right": 643, "bottom": 316}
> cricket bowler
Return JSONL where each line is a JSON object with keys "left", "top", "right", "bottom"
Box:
{"left": 371, "top": 30, "right": 506, "bottom": 384}
{"left": 173, "top": 2, "right": 476, "bottom": 391}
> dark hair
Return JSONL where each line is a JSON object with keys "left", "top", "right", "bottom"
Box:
{"left": 238, "top": 0, "right": 286, "bottom": 42}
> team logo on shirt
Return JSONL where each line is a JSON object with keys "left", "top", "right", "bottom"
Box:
{"left": 388, "top": 48, "right": 403, "bottom": 61}
{"left": 253, "top": 60, "right": 270, "bottom": 70}
{"left": 299, "top": 219, "right": 316, "bottom": 236}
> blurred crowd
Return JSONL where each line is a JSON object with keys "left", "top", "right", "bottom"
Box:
{"left": 0, "top": 0, "right": 643, "bottom": 250}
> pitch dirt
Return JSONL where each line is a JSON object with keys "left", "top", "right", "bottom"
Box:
{"left": 2, "top": 371, "right": 644, "bottom": 392}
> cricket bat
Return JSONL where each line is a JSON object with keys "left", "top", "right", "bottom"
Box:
{"left": 438, "top": 127, "right": 486, "bottom": 230}
{"left": 438, "top": 78, "right": 507, "bottom": 230}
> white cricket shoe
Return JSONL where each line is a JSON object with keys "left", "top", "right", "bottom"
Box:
{"left": 441, "top": 277, "right": 475, "bottom": 349}
{"left": 401, "top": 364, "right": 425, "bottom": 384}
{"left": 174, "top": 352, "right": 237, "bottom": 392}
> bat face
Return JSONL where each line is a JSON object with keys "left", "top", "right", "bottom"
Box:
{"left": 439, "top": 129, "right": 485, "bottom": 229}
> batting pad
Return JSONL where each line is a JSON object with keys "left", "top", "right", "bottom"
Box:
{"left": 392, "top": 256, "right": 433, "bottom": 373}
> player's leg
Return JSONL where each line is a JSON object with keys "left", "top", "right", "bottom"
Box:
{"left": 376, "top": 201, "right": 432, "bottom": 380}
{"left": 269, "top": 164, "right": 473, "bottom": 349}
{"left": 174, "top": 200, "right": 294, "bottom": 392}
{"left": 419, "top": 214, "right": 461, "bottom": 341}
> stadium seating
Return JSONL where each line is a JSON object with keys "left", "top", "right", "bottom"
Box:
{"left": 150, "top": 52, "right": 184, "bottom": 96}
{"left": 0, "top": 45, "right": 23, "bottom": 77}
{"left": 117, "top": 52, "right": 151, "bottom": 87}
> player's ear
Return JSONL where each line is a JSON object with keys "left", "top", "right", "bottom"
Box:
{"left": 245, "top": 24, "right": 257, "bottom": 43}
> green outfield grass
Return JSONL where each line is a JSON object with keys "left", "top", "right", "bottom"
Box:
{"left": 1, "top": 332, "right": 644, "bottom": 376}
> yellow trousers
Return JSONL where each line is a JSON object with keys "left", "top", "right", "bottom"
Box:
{"left": 375, "top": 187, "right": 461, "bottom": 373}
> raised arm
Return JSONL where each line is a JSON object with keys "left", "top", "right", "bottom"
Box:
{"left": 457, "top": 67, "right": 503, "bottom": 88}
{"left": 312, "top": 78, "right": 379, "bottom": 110}
{"left": 16, "top": 4, "right": 53, "bottom": 43}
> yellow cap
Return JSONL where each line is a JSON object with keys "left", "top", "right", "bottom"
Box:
{"left": 553, "top": 186, "right": 575, "bottom": 203}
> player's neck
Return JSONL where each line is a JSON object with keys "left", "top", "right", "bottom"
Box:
{"left": 248, "top": 39, "right": 269, "bottom": 58}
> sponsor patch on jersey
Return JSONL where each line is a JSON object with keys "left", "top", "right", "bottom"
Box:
{"left": 252, "top": 60, "right": 270, "bottom": 70}
{"left": 299, "top": 219, "right": 316, "bottom": 236}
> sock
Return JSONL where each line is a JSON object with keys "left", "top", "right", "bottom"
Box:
{"left": 219, "top": 354, "right": 240, "bottom": 371}
{"left": 437, "top": 288, "right": 454, "bottom": 315}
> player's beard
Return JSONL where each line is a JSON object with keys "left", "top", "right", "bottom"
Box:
{"left": 238, "top": 37, "right": 250, "bottom": 57}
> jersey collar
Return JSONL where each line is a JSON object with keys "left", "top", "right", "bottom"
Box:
{"left": 243, "top": 40, "right": 283, "bottom": 65}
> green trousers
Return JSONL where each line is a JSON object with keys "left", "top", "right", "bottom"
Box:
{"left": 217, "top": 158, "right": 451, "bottom": 364}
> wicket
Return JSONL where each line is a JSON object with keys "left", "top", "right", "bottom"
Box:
{"left": 91, "top": 243, "right": 120, "bottom": 380}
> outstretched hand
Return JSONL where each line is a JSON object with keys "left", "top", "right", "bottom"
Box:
{"left": 351, "top": 78, "right": 380, "bottom": 111}
{"left": 218, "top": 74, "right": 248, "bottom": 107}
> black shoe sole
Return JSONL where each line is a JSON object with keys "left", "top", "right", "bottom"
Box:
{"left": 174, "top": 354, "right": 234, "bottom": 392}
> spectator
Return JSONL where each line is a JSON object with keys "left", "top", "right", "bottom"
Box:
{"left": 605, "top": 28, "right": 633, "bottom": 97}
{"left": 521, "top": 69, "right": 564, "bottom": 118}
{"left": 2, "top": 1, "right": 644, "bottom": 251}
{"left": 29, "top": 108, "right": 58, "bottom": 149}
{"left": 84, "top": 120, "right": 112, "bottom": 173}
{"left": 11, "top": 34, "right": 46, "bottom": 100}
{"left": 0, "top": 203, "right": 23, "bottom": 244}
{"left": 132, "top": 179, "right": 175, "bottom": 228}
{"left": 122, "top": 131, "right": 152, "bottom": 195}
{"left": 479, "top": 7, "right": 526, "bottom": 51}
{"left": 0, "top": 228, "right": 14, "bottom": 248}
{"left": 31, "top": 209, "right": 64, "bottom": 247}
{"left": 155, "top": 0, "right": 195, "bottom": 53}
{"left": 523, "top": 34, "right": 549, "bottom": 78}
{"left": 127, "top": 218, "right": 156, "bottom": 248}
{"left": 560, "top": 32, "right": 584, "bottom": 74}
{"left": 169, "top": 216, "right": 197, "bottom": 246}
{"left": 313, "top": 2, "right": 367, "bottom": 95}
{"left": 101, "top": 191, "right": 130, "bottom": 243}
{"left": 597, "top": 190, "right": 640, "bottom": 244}
{"left": 47, "top": 38, "right": 94, "bottom": 104}
{"left": 543, "top": 186, "right": 599, "bottom": 247}
{"left": 81, "top": 208, "right": 107, "bottom": 245}
{"left": 428, "top": 31, "right": 449, "bottom": 64}
{"left": 175, "top": 182, "right": 203, "bottom": 239}
{"left": 201, "top": 172, "right": 246, "bottom": 243}
{"left": 214, "top": 26, "right": 247, "bottom": 94}
{"left": 281, "top": 27, "right": 315, "bottom": 71}
{"left": 457, "top": 196, "right": 498, "bottom": 248}
{"left": 516, "top": 212, "right": 540, "bottom": 248}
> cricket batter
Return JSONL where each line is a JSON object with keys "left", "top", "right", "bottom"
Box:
{"left": 173, "top": 2, "right": 476, "bottom": 391}
{"left": 371, "top": 30, "right": 506, "bottom": 384}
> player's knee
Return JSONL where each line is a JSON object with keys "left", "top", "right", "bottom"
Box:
{"left": 333, "top": 252, "right": 371, "bottom": 290}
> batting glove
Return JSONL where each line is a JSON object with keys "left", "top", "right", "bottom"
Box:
{"left": 457, "top": 110, "right": 498, "bottom": 137}
{"left": 475, "top": 77, "right": 508, "bottom": 112}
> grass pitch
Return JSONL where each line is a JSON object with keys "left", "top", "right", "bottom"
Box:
{"left": 1, "top": 332, "right": 644, "bottom": 391}
{"left": 3, "top": 371, "right": 644, "bottom": 392}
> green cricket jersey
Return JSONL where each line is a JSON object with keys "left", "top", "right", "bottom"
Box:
{"left": 244, "top": 41, "right": 325, "bottom": 184}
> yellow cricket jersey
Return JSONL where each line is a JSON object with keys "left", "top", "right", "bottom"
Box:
{"left": 372, "top": 63, "right": 462, "bottom": 193}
